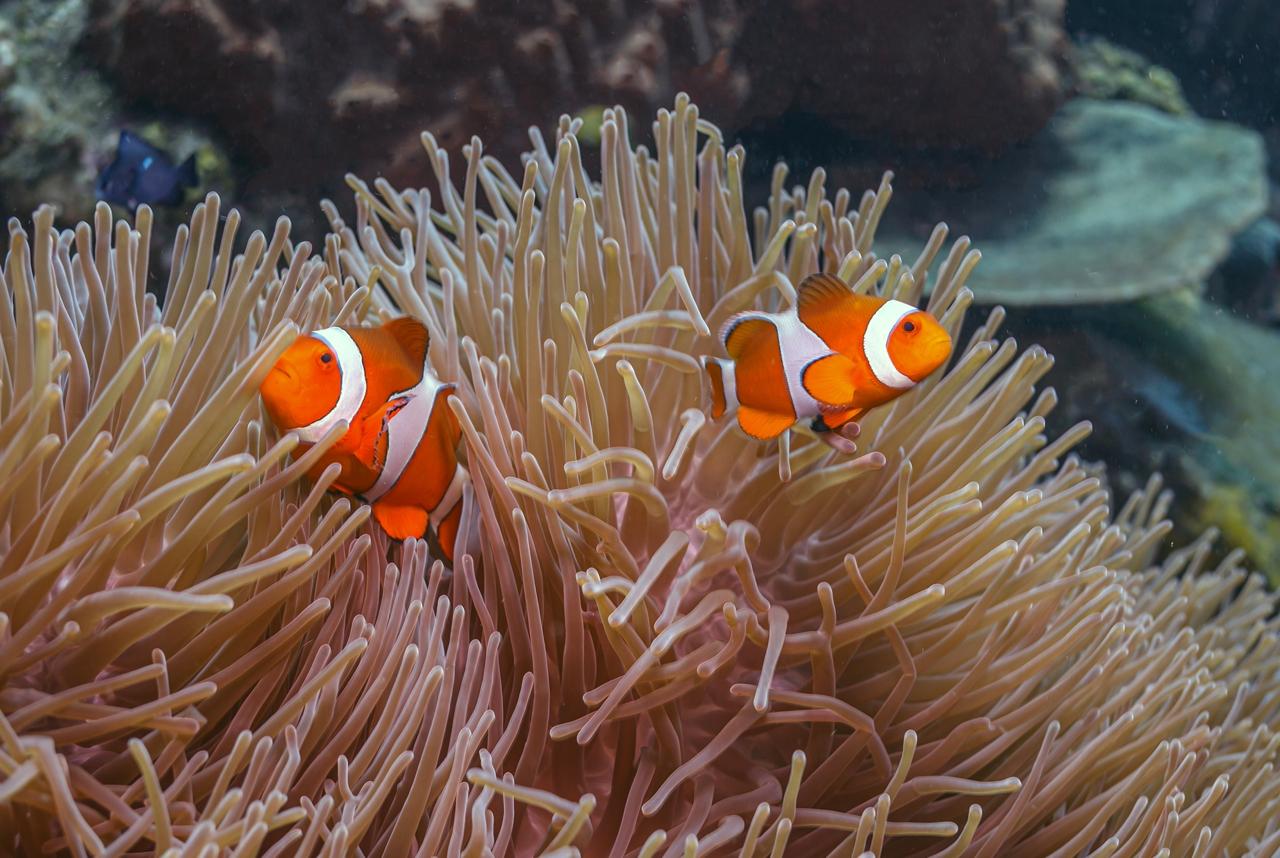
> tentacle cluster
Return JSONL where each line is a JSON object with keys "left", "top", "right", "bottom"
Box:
{"left": 1, "top": 96, "right": 1277, "bottom": 856}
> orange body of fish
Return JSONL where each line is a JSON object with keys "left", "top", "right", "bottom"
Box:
{"left": 258, "top": 317, "right": 467, "bottom": 561}
{"left": 701, "top": 273, "right": 953, "bottom": 439}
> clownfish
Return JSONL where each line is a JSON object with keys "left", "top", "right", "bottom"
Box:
{"left": 701, "top": 273, "right": 952, "bottom": 440}
{"left": 259, "top": 317, "right": 468, "bottom": 561}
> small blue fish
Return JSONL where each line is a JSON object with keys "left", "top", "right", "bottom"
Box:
{"left": 96, "top": 131, "right": 199, "bottom": 212}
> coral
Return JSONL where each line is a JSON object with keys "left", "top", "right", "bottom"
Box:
{"left": 0, "top": 0, "right": 233, "bottom": 227}
{"left": 1023, "top": 292, "right": 1280, "bottom": 582}
{"left": 736, "top": 0, "right": 1070, "bottom": 151}
{"left": 3, "top": 98, "right": 1280, "bottom": 855}
{"left": 85, "top": 0, "right": 1068, "bottom": 197}
{"left": 1068, "top": 0, "right": 1280, "bottom": 140}
{"left": 0, "top": 0, "right": 114, "bottom": 219}
{"left": 83, "top": 0, "right": 749, "bottom": 193}
{"left": 1071, "top": 36, "right": 1192, "bottom": 116}
{"left": 874, "top": 99, "right": 1267, "bottom": 305}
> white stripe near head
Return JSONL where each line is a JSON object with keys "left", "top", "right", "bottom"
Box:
{"left": 863, "top": 300, "right": 917, "bottom": 390}
{"left": 294, "top": 327, "right": 368, "bottom": 443}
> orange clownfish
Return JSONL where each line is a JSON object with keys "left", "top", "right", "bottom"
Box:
{"left": 259, "top": 317, "right": 468, "bottom": 560}
{"left": 701, "top": 273, "right": 953, "bottom": 440}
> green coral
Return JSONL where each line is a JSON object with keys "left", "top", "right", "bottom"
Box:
{"left": 1071, "top": 293, "right": 1280, "bottom": 582}
{"left": 0, "top": 0, "right": 113, "bottom": 218}
{"left": 1194, "top": 483, "right": 1280, "bottom": 576}
{"left": 0, "top": 0, "right": 234, "bottom": 221}
{"left": 131, "top": 121, "right": 233, "bottom": 207}
{"left": 1073, "top": 36, "right": 1192, "bottom": 116}
{"left": 572, "top": 104, "right": 608, "bottom": 147}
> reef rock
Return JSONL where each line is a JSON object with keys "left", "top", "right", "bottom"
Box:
{"left": 0, "top": 0, "right": 114, "bottom": 219}
{"left": 1019, "top": 292, "right": 1280, "bottom": 580}
{"left": 1070, "top": 35, "right": 1192, "bottom": 116}
{"left": 82, "top": 0, "right": 750, "bottom": 193}
{"left": 736, "top": 0, "right": 1070, "bottom": 151}
{"left": 878, "top": 99, "right": 1268, "bottom": 305}
{"left": 83, "top": 0, "right": 1069, "bottom": 195}
{"left": 1068, "top": 0, "right": 1280, "bottom": 144}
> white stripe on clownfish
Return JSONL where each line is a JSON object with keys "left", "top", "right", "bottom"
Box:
{"left": 863, "top": 300, "right": 918, "bottom": 390}
{"left": 718, "top": 357, "right": 739, "bottom": 412}
{"left": 363, "top": 357, "right": 451, "bottom": 504}
{"left": 294, "top": 326, "right": 367, "bottom": 444}
{"left": 729, "top": 310, "right": 837, "bottom": 417}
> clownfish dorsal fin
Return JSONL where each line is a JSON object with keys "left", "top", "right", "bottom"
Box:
{"left": 796, "top": 272, "right": 856, "bottom": 312}
{"left": 795, "top": 272, "right": 868, "bottom": 353}
{"left": 722, "top": 314, "right": 776, "bottom": 360}
{"left": 383, "top": 316, "right": 430, "bottom": 368}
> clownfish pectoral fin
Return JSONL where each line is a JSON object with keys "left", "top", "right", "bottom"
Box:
{"left": 801, "top": 353, "right": 858, "bottom": 406}
{"left": 736, "top": 407, "right": 796, "bottom": 440}
{"left": 721, "top": 314, "right": 775, "bottom": 361}
{"left": 373, "top": 502, "right": 430, "bottom": 540}
{"left": 821, "top": 406, "right": 862, "bottom": 431}
{"left": 382, "top": 316, "right": 430, "bottom": 368}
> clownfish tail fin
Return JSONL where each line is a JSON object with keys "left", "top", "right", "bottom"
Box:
{"left": 701, "top": 356, "right": 738, "bottom": 420}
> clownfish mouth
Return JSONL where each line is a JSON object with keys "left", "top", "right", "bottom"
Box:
{"left": 261, "top": 364, "right": 300, "bottom": 402}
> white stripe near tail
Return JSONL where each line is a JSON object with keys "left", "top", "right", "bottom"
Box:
{"left": 702, "top": 356, "right": 739, "bottom": 419}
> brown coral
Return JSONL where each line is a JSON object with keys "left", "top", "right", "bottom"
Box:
{"left": 83, "top": 0, "right": 1068, "bottom": 199}
{"left": 82, "top": 0, "right": 749, "bottom": 194}
{"left": 1, "top": 97, "right": 1278, "bottom": 856}
{"left": 736, "top": 0, "right": 1069, "bottom": 151}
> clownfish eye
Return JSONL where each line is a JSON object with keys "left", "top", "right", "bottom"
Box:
{"left": 903, "top": 321, "right": 916, "bottom": 333}
{"left": 320, "top": 352, "right": 333, "bottom": 364}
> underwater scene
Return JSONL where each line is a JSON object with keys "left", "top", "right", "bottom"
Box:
{"left": 2, "top": 0, "right": 1280, "bottom": 855}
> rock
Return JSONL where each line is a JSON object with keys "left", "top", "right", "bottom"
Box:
{"left": 0, "top": 18, "right": 16, "bottom": 90}
{"left": 83, "top": 0, "right": 1069, "bottom": 196}
{"left": 1206, "top": 218, "right": 1280, "bottom": 324}
{"left": 82, "top": 0, "right": 750, "bottom": 194}
{"left": 736, "top": 0, "right": 1070, "bottom": 152}
{"left": 876, "top": 99, "right": 1268, "bottom": 305}
{"left": 1067, "top": 0, "right": 1280, "bottom": 146}
{"left": 0, "top": 0, "right": 114, "bottom": 220}
{"left": 1011, "top": 292, "right": 1280, "bottom": 581}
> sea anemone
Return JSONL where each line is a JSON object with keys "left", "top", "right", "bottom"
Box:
{"left": 2, "top": 96, "right": 1278, "bottom": 856}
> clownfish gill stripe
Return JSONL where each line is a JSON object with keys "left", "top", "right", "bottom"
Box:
{"left": 294, "top": 327, "right": 368, "bottom": 443}
{"left": 363, "top": 363, "right": 449, "bottom": 503}
{"left": 864, "top": 300, "right": 917, "bottom": 390}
